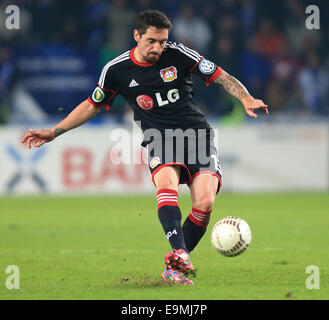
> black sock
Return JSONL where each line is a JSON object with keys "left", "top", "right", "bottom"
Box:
{"left": 182, "top": 208, "right": 211, "bottom": 252}
{"left": 157, "top": 189, "right": 188, "bottom": 252}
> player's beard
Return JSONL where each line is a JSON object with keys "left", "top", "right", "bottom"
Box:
{"left": 145, "top": 52, "right": 160, "bottom": 63}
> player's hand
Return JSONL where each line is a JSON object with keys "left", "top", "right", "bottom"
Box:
{"left": 21, "top": 129, "right": 55, "bottom": 149}
{"left": 241, "top": 96, "right": 269, "bottom": 118}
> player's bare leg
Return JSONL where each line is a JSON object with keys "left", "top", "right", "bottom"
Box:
{"left": 183, "top": 174, "right": 219, "bottom": 252}
{"left": 153, "top": 165, "right": 181, "bottom": 192}
{"left": 154, "top": 165, "right": 194, "bottom": 284}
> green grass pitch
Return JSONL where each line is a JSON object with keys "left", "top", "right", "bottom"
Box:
{"left": 0, "top": 193, "right": 328, "bottom": 300}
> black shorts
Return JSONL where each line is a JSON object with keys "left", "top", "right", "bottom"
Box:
{"left": 144, "top": 128, "right": 223, "bottom": 193}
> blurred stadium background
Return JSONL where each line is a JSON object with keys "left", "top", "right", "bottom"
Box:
{"left": 0, "top": 0, "right": 328, "bottom": 301}
{"left": 0, "top": 0, "right": 327, "bottom": 195}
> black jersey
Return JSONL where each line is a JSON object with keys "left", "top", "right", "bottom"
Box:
{"left": 88, "top": 41, "right": 222, "bottom": 132}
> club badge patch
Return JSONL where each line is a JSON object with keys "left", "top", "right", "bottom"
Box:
{"left": 92, "top": 87, "right": 105, "bottom": 103}
{"left": 150, "top": 157, "right": 161, "bottom": 169}
{"left": 199, "top": 58, "right": 215, "bottom": 75}
{"left": 160, "top": 66, "right": 177, "bottom": 82}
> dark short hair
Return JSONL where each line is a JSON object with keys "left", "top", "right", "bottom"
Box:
{"left": 136, "top": 10, "right": 172, "bottom": 35}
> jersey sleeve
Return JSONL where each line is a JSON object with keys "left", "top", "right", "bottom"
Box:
{"left": 88, "top": 65, "right": 119, "bottom": 111}
{"left": 172, "top": 42, "right": 222, "bottom": 86}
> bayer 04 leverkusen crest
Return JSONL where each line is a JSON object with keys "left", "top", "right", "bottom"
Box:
{"left": 160, "top": 66, "right": 177, "bottom": 82}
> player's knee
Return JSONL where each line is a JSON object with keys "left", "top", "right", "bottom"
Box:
{"left": 194, "top": 194, "right": 215, "bottom": 213}
{"left": 155, "top": 177, "right": 178, "bottom": 191}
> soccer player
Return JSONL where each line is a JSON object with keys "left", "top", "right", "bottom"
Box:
{"left": 21, "top": 10, "right": 268, "bottom": 285}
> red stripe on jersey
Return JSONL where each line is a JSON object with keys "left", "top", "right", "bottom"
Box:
{"left": 97, "top": 82, "right": 115, "bottom": 92}
{"left": 205, "top": 67, "right": 222, "bottom": 86}
{"left": 89, "top": 88, "right": 119, "bottom": 111}
{"left": 130, "top": 47, "right": 155, "bottom": 67}
{"left": 87, "top": 97, "right": 97, "bottom": 106}
{"left": 88, "top": 97, "right": 111, "bottom": 111}
{"left": 189, "top": 57, "right": 203, "bottom": 73}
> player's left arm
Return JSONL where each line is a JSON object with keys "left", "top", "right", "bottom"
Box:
{"left": 214, "top": 70, "right": 269, "bottom": 118}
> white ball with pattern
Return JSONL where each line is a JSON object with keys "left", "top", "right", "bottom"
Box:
{"left": 211, "top": 216, "right": 252, "bottom": 257}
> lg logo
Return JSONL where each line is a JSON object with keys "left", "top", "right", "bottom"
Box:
{"left": 155, "top": 89, "right": 180, "bottom": 107}
{"left": 136, "top": 95, "right": 154, "bottom": 110}
{"left": 3, "top": 5, "right": 20, "bottom": 30}
{"left": 136, "top": 89, "right": 180, "bottom": 110}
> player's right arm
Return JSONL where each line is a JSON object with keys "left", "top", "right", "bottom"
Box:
{"left": 22, "top": 54, "right": 121, "bottom": 149}
{"left": 21, "top": 99, "right": 100, "bottom": 149}
{"left": 22, "top": 53, "right": 121, "bottom": 149}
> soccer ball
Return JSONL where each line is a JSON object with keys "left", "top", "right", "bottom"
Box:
{"left": 211, "top": 216, "right": 252, "bottom": 257}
